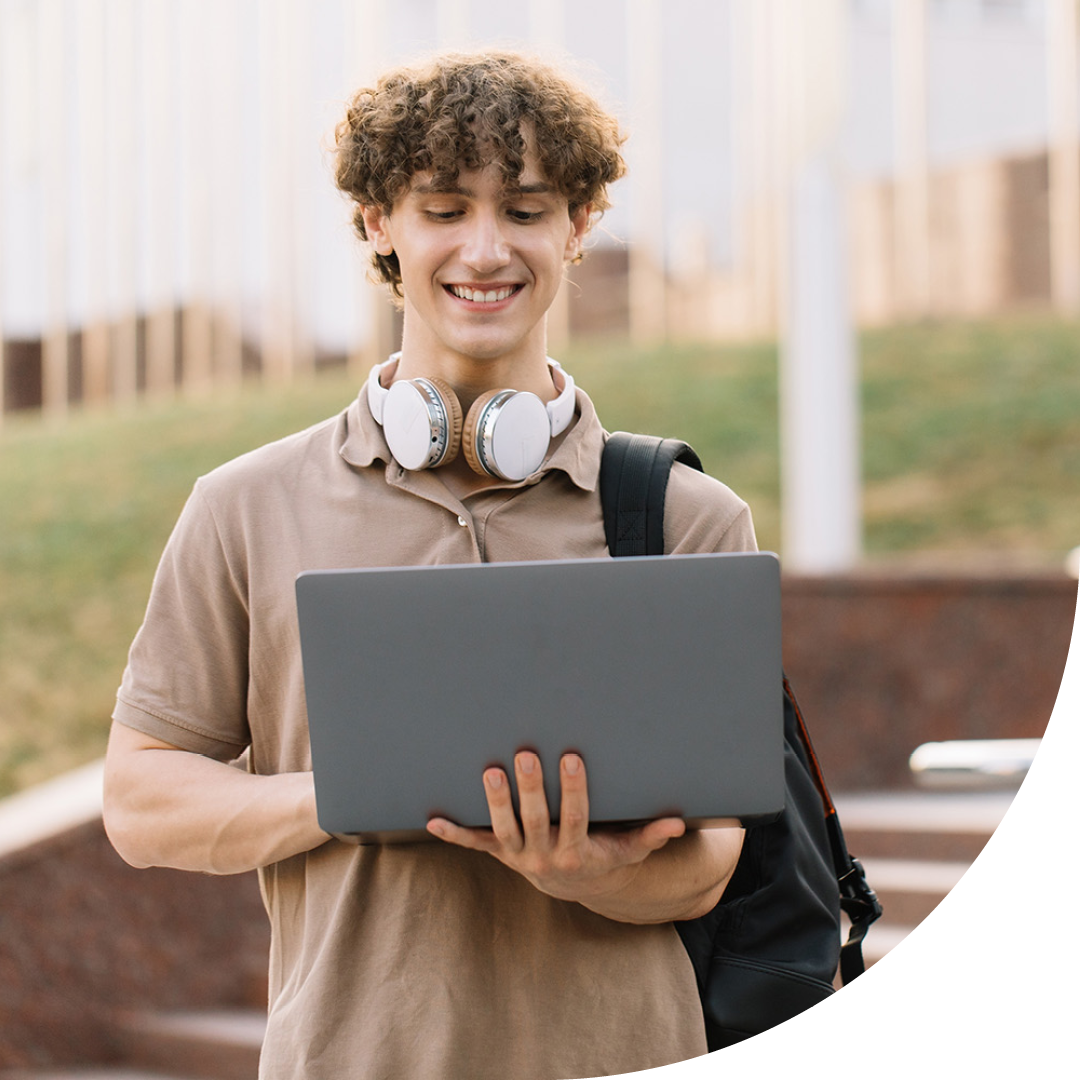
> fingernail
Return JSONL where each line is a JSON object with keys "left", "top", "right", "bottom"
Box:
{"left": 563, "top": 754, "right": 581, "bottom": 776}
{"left": 485, "top": 769, "right": 504, "bottom": 789}
{"left": 517, "top": 753, "right": 536, "bottom": 775}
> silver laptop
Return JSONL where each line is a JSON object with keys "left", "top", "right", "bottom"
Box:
{"left": 296, "top": 552, "right": 784, "bottom": 843}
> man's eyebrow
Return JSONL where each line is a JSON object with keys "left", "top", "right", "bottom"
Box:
{"left": 409, "top": 180, "right": 470, "bottom": 196}
{"left": 407, "top": 180, "right": 555, "bottom": 197}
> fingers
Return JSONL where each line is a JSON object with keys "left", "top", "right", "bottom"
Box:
{"left": 557, "top": 753, "right": 589, "bottom": 840}
{"left": 512, "top": 752, "right": 553, "bottom": 847}
{"left": 485, "top": 764, "right": 525, "bottom": 852}
{"left": 426, "top": 816, "right": 499, "bottom": 851}
{"left": 635, "top": 816, "right": 687, "bottom": 851}
{"left": 429, "top": 752, "right": 582, "bottom": 856}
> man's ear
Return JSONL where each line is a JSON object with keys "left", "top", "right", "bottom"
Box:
{"left": 361, "top": 205, "right": 394, "bottom": 256}
{"left": 565, "top": 203, "right": 593, "bottom": 263}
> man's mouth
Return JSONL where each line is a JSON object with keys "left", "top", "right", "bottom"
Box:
{"left": 446, "top": 284, "right": 522, "bottom": 303}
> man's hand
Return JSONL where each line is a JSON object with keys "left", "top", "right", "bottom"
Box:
{"left": 426, "top": 751, "right": 741, "bottom": 924}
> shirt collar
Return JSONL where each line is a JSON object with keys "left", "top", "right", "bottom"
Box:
{"left": 338, "top": 382, "right": 604, "bottom": 493}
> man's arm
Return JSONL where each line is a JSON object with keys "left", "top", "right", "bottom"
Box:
{"left": 103, "top": 721, "right": 331, "bottom": 875}
{"left": 427, "top": 751, "right": 743, "bottom": 924}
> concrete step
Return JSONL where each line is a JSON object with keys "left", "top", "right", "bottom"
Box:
{"left": 859, "top": 856, "right": 969, "bottom": 926}
{"left": 113, "top": 1010, "right": 265, "bottom": 1080}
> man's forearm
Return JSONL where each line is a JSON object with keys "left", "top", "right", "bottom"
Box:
{"left": 103, "top": 721, "right": 330, "bottom": 875}
{"left": 577, "top": 827, "right": 744, "bottom": 925}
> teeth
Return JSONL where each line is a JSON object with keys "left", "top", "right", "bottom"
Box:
{"left": 450, "top": 285, "right": 516, "bottom": 303}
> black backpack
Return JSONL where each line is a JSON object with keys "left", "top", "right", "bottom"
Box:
{"left": 599, "top": 431, "right": 882, "bottom": 1052}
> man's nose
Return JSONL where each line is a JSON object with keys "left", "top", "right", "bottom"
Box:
{"left": 460, "top": 211, "right": 511, "bottom": 272}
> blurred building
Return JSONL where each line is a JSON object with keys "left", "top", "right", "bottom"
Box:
{"left": 0, "top": 0, "right": 1075, "bottom": 415}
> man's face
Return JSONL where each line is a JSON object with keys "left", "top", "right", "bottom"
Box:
{"left": 362, "top": 151, "right": 590, "bottom": 370}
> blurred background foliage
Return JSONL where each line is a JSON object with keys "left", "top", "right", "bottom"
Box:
{"left": 1, "top": 313, "right": 1076, "bottom": 797}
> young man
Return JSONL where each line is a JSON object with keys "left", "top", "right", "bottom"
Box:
{"left": 103, "top": 51, "right": 758, "bottom": 1078}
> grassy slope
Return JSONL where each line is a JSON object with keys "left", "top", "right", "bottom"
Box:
{"left": 1, "top": 315, "right": 1077, "bottom": 795}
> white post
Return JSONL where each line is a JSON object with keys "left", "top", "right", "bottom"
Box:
{"left": 626, "top": 0, "right": 666, "bottom": 343}
{"left": 76, "top": 0, "right": 110, "bottom": 407}
{"left": 1047, "top": 0, "right": 1080, "bottom": 314}
{"left": 734, "top": 0, "right": 783, "bottom": 338}
{"left": 209, "top": 0, "right": 245, "bottom": 388}
{"left": 343, "top": 0, "right": 391, "bottom": 376}
{"left": 529, "top": 0, "right": 571, "bottom": 352}
{"left": 142, "top": 0, "right": 177, "bottom": 399}
{"left": 39, "top": 0, "right": 69, "bottom": 419}
{"left": 106, "top": 0, "right": 140, "bottom": 404}
{"left": 0, "top": 0, "right": 13, "bottom": 425}
{"left": 730, "top": 0, "right": 756, "bottom": 336}
{"left": 892, "top": 0, "right": 930, "bottom": 319}
{"left": 259, "top": 0, "right": 313, "bottom": 383}
{"left": 0, "top": 5, "right": 5, "bottom": 425}
{"left": 778, "top": 0, "right": 860, "bottom": 573}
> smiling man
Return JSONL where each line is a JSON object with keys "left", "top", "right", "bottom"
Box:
{"left": 103, "top": 51, "right": 758, "bottom": 1079}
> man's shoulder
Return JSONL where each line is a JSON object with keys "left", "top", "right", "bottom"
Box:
{"left": 664, "top": 457, "right": 757, "bottom": 554}
{"left": 196, "top": 409, "right": 348, "bottom": 498}
{"left": 667, "top": 456, "right": 748, "bottom": 509}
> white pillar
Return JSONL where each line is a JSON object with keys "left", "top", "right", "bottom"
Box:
{"left": 141, "top": 0, "right": 177, "bottom": 399}
{"left": 892, "top": 0, "right": 930, "bottom": 319}
{"left": 778, "top": 0, "right": 860, "bottom": 573}
{"left": 259, "top": 0, "right": 313, "bottom": 383}
{"left": 626, "top": 0, "right": 666, "bottom": 343}
{"left": 105, "top": 0, "right": 140, "bottom": 404}
{"left": 39, "top": 0, "right": 69, "bottom": 418}
{"left": 1047, "top": 0, "right": 1080, "bottom": 314}
{"left": 76, "top": 0, "right": 111, "bottom": 407}
{"left": 730, "top": 0, "right": 780, "bottom": 337}
{"left": 208, "top": 0, "right": 246, "bottom": 388}
{"left": 0, "top": 10, "right": 5, "bottom": 425}
{"left": 529, "top": 0, "right": 571, "bottom": 352}
{"left": 343, "top": 0, "right": 392, "bottom": 375}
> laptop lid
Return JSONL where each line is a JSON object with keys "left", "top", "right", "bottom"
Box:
{"left": 296, "top": 551, "right": 784, "bottom": 843}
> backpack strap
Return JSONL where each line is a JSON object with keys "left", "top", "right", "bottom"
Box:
{"left": 599, "top": 430, "right": 881, "bottom": 984}
{"left": 782, "top": 674, "right": 883, "bottom": 983}
{"left": 599, "top": 432, "right": 703, "bottom": 557}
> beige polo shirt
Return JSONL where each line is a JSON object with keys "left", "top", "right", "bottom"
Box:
{"left": 114, "top": 385, "right": 757, "bottom": 1080}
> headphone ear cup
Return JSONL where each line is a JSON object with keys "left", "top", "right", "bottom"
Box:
{"left": 423, "top": 377, "right": 463, "bottom": 466}
{"left": 382, "top": 376, "right": 464, "bottom": 470}
{"left": 462, "top": 389, "right": 503, "bottom": 477}
{"left": 463, "top": 389, "right": 551, "bottom": 480}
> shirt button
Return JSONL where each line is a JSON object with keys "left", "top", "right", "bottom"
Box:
{"left": 457, "top": 515, "right": 468, "bottom": 527}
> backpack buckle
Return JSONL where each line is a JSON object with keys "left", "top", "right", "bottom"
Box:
{"left": 839, "top": 856, "right": 883, "bottom": 927}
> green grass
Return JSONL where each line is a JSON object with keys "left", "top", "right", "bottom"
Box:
{"left": 1, "top": 314, "right": 1078, "bottom": 797}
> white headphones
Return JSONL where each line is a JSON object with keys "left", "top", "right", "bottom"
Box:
{"left": 366, "top": 354, "right": 576, "bottom": 482}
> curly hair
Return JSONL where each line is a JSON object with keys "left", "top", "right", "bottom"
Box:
{"left": 333, "top": 51, "right": 627, "bottom": 292}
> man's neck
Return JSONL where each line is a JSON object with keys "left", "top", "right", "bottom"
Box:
{"left": 393, "top": 333, "right": 556, "bottom": 414}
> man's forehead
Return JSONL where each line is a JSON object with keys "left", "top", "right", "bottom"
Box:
{"left": 405, "top": 147, "right": 555, "bottom": 199}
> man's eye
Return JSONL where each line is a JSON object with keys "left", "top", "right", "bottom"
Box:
{"left": 508, "top": 209, "right": 543, "bottom": 222}
{"left": 425, "top": 209, "right": 462, "bottom": 221}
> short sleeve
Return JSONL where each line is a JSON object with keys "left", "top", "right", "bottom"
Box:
{"left": 113, "top": 480, "right": 251, "bottom": 761}
{"left": 662, "top": 460, "right": 759, "bottom": 555}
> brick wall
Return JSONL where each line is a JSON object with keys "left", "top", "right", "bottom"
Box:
{"left": 782, "top": 572, "right": 1077, "bottom": 790}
